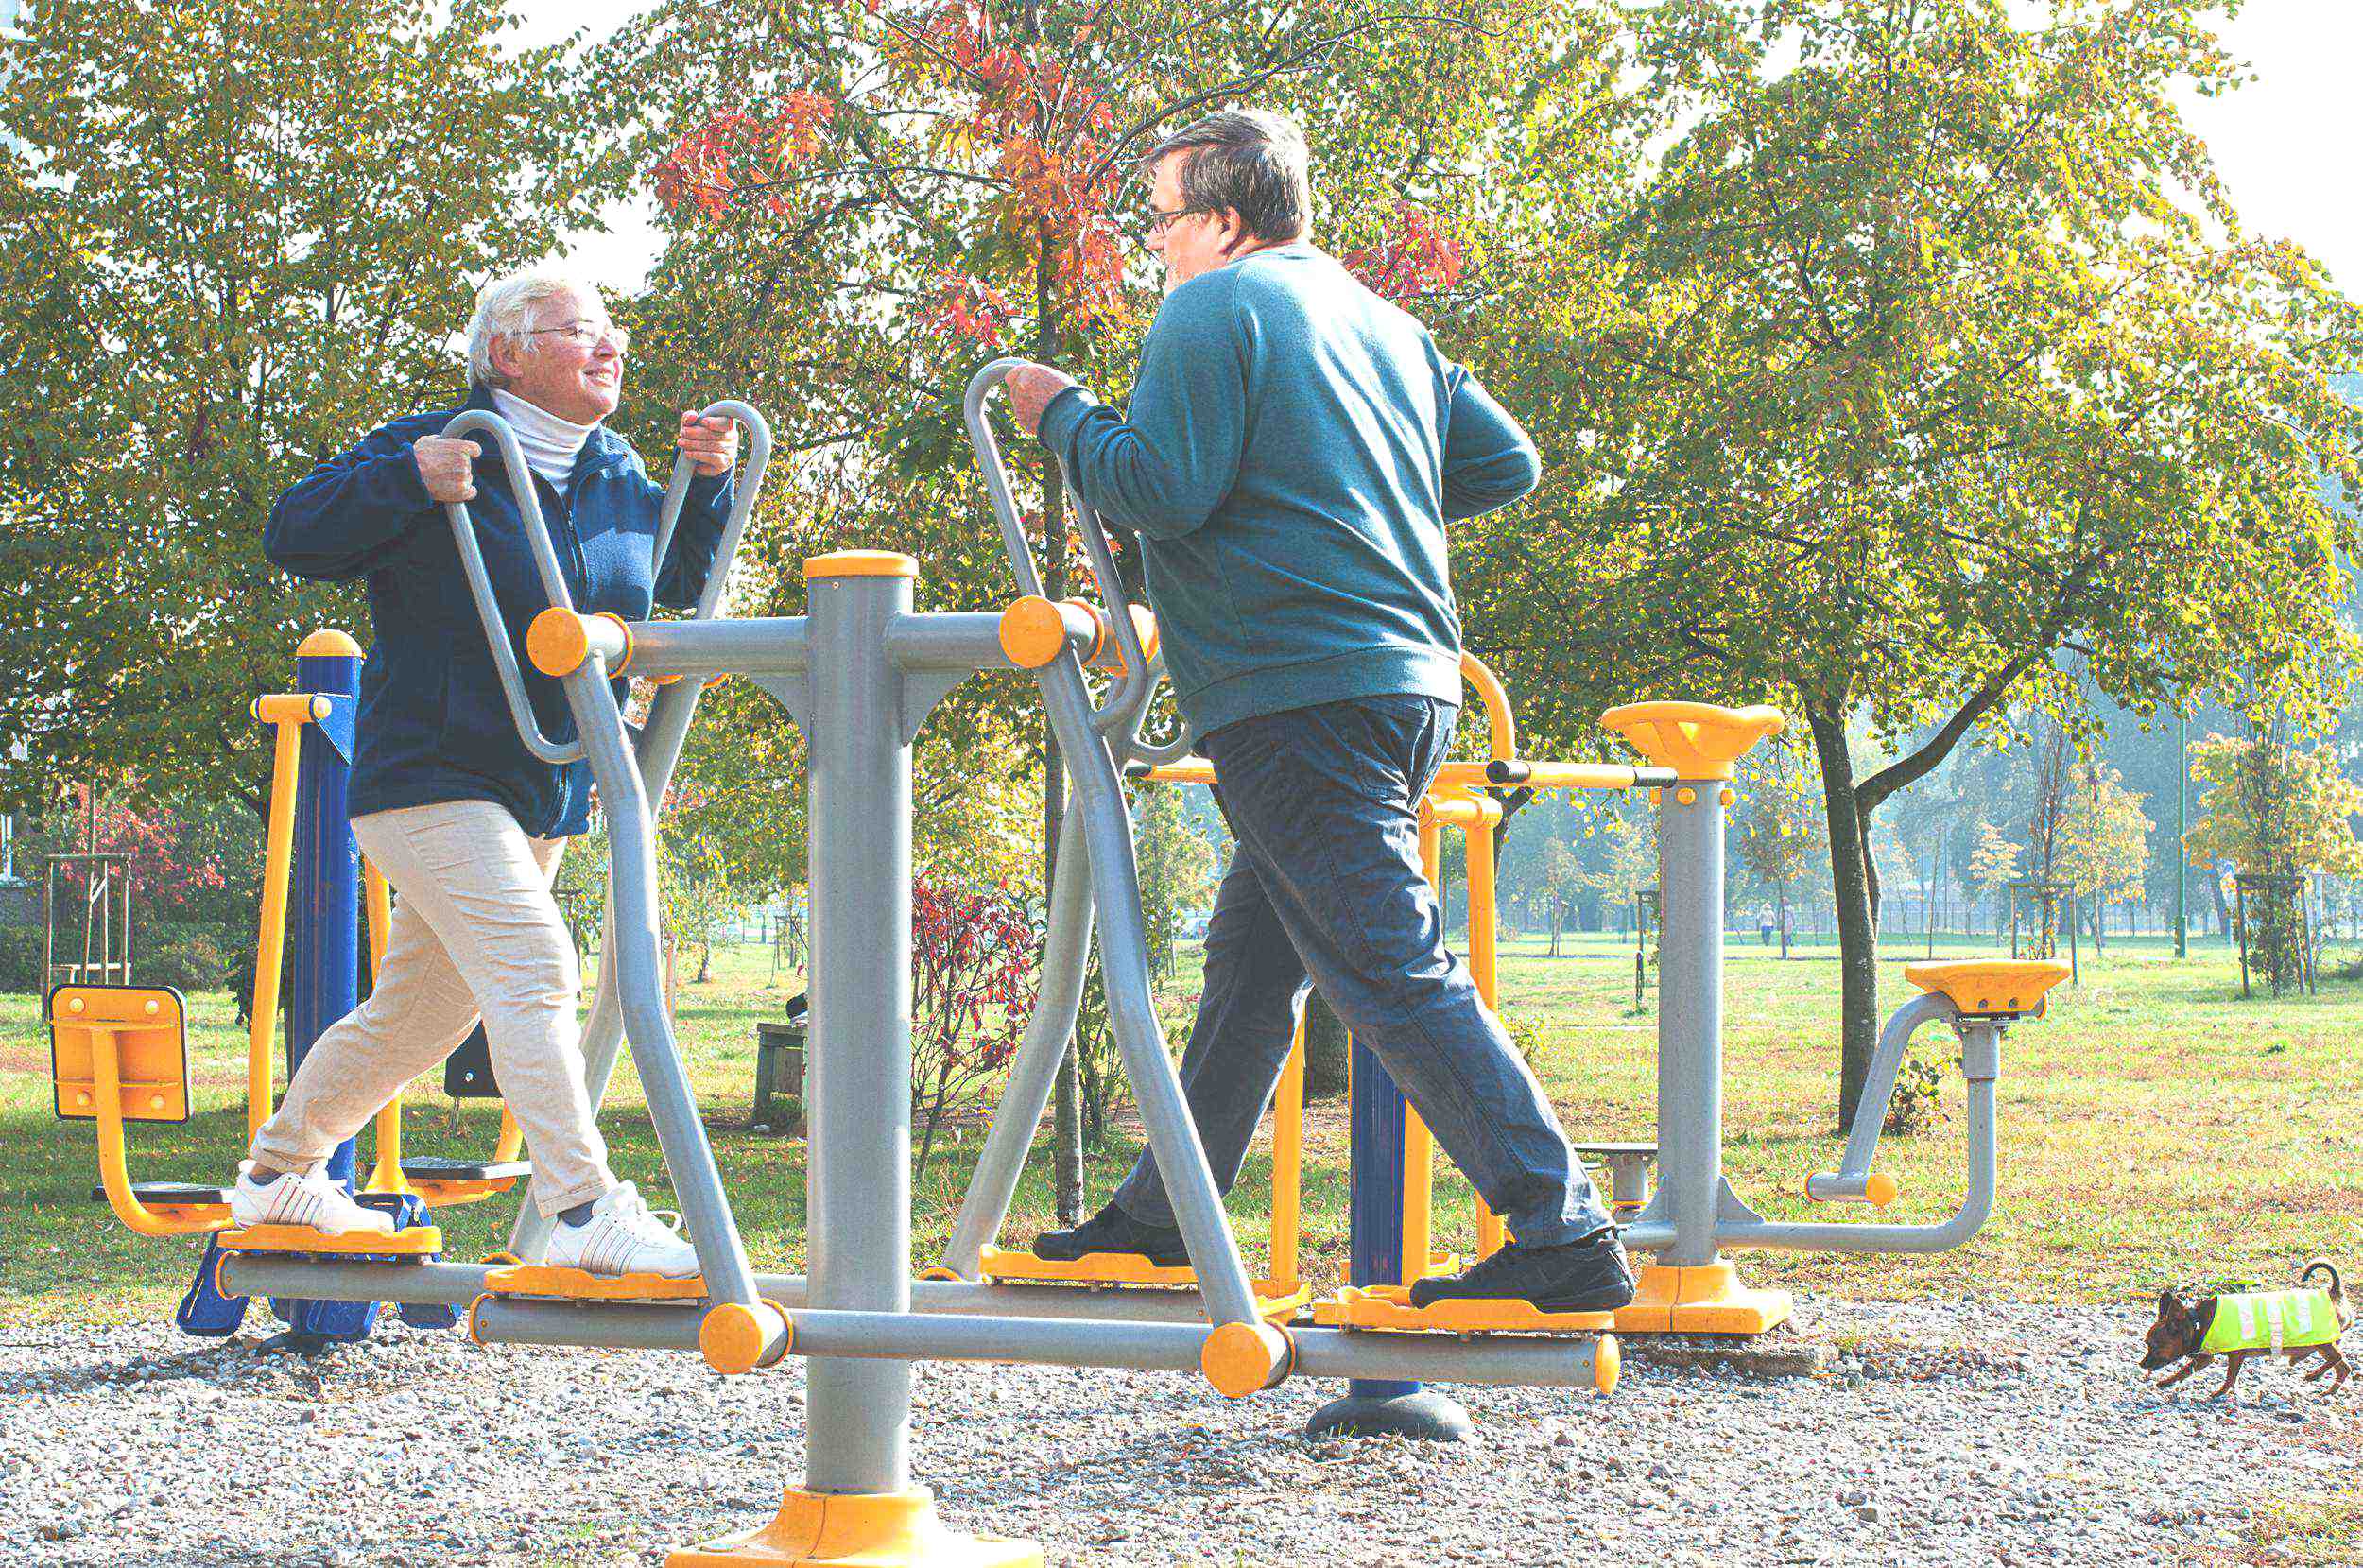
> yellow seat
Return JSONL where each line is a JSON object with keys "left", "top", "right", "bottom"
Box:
{"left": 1903, "top": 959, "right": 2071, "bottom": 1018}
{"left": 48, "top": 986, "right": 232, "bottom": 1236}
{"left": 1600, "top": 701, "right": 1785, "bottom": 781}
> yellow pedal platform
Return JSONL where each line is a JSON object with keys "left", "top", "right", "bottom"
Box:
{"left": 976, "top": 1248, "right": 1309, "bottom": 1320}
{"left": 1311, "top": 1284, "right": 1614, "bottom": 1334}
{"left": 218, "top": 1224, "right": 443, "bottom": 1257}
{"left": 1611, "top": 1261, "right": 1792, "bottom": 1335}
{"left": 483, "top": 1264, "right": 707, "bottom": 1301}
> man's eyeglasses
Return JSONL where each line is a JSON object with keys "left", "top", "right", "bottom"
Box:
{"left": 528, "top": 319, "right": 630, "bottom": 353}
{"left": 1139, "top": 204, "right": 1211, "bottom": 239}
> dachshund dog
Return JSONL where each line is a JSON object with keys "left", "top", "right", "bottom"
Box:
{"left": 2141, "top": 1261, "right": 2351, "bottom": 1399}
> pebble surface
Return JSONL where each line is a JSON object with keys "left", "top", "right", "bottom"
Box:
{"left": 1, "top": 1296, "right": 2353, "bottom": 1565}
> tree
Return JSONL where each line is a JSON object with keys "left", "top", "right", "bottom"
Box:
{"left": 1965, "top": 818, "right": 2021, "bottom": 939}
{"left": 1733, "top": 732, "right": 1823, "bottom": 957}
{"left": 1459, "top": 0, "right": 2363, "bottom": 1122}
{"left": 1538, "top": 836, "right": 1580, "bottom": 956}
{"left": 2057, "top": 762, "right": 2153, "bottom": 955}
{"left": 2185, "top": 723, "right": 2363, "bottom": 988}
{"left": 0, "top": 0, "right": 623, "bottom": 814}
{"left": 614, "top": 0, "right": 1626, "bottom": 1215}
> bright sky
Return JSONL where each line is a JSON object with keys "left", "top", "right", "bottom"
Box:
{"left": 517, "top": 2, "right": 2363, "bottom": 296}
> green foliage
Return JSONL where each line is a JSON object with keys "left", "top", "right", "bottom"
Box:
{"left": 0, "top": 0, "right": 626, "bottom": 813}
{"left": 139, "top": 923, "right": 238, "bottom": 995}
{"left": 1457, "top": 0, "right": 2363, "bottom": 1112}
{"left": 0, "top": 929, "right": 40, "bottom": 994}
{"left": 2185, "top": 731, "right": 2363, "bottom": 881}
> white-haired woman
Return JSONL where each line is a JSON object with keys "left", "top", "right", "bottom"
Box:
{"left": 237, "top": 272, "right": 736, "bottom": 1277}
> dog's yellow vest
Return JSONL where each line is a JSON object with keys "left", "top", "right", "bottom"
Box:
{"left": 2199, "top": 1289, "right": 2341, "bottom": 1354}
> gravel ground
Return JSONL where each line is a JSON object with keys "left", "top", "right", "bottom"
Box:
{"left": 2, "top": 1296, "right": 2354, "bottom": 1567}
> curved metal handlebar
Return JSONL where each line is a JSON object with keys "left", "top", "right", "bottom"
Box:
{"left": 963, "top": 360, "right": 1157, "bottom": 738}
{"left": 441, "top": 401, "right": 772, "bottom": 767}
{"left": 653, "top": 400, "right": 773, "bottom": 621}
{"left": 440, "top": 410, "right": 584, "bottom": 765}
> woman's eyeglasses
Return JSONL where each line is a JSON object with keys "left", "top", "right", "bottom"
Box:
{"left": 528, "top": 320, "right": 630, "bottom": 353}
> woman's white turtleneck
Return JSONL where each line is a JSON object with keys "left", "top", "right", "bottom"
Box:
{"left": 490, "top": 388, "right": 598, "bottom": 495}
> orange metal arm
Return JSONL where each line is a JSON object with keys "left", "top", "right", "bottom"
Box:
{"left": 360, "top": 860, "right": 410, "bottom": 1196}
{"left": 88, "top": 1023, "right": 222, "bottom": 1237}
{"left": 245, "top": 702, "right": 310, "bottom": 1143}
{"left": 1268, "top": 1025, "right": 1306, "bottom": 1293}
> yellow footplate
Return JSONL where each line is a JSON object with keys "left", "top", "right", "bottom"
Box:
{"left": 483, "top": 1264, "right": 707, "bottom": 1301}
{"left": 1311, "top": 1284, "right": 1614, "bottom": 1333}
{"left": 975, "top": 1247, "right": 1309, "bottom": 1320}
{"left": 218, "top": 1224, "right": 443, "bottom": 1256}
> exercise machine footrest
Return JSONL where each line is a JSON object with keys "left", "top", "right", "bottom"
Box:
{"left": 483, "top": 1264, "right": 707, "bottom": 1301}
{"left": 1311, "top": 1284, "right": 1615, "bottom": 1334}
{"left": 217, "top": 1224, "right": 443, "bottom": 1257}
{"left": 976, "top": 1247, "right": 1308, "bottom": 1319}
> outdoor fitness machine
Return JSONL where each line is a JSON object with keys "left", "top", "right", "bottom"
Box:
{"left": 45, "top": 363, "right": 2073, "bottom": 1566}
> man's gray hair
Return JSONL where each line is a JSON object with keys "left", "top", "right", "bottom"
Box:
{"left": 1145, "top": 110, "right": 1311, "bottom": 244}
{"left": 465, "top": 270, "right": 595, "bottom": 388}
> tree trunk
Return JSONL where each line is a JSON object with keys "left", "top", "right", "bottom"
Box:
{"left": 1805, "top": 706, "right": 1879, "bottom": 1128}
{"left": 1302, "top": 987, "right": 1350, "bottom": 1099}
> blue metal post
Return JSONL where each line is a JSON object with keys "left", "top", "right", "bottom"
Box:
{"left": 1303, "top": 1039, "right": 1473, "bottom": 1439}
{"left": 288, "top": 630, "right": 364, "bottom": 1185}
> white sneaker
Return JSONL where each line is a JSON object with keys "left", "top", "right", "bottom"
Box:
{"left": 229, "top": 1162, "right": 396, "bottom": 1236}
{"left": 543, "top": 1182, "right": 699, "bottom": 1279}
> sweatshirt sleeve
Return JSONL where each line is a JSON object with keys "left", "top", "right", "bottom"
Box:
{"left": 1439, "top": 363, "right": 1542, "bottom": 522}
{"left": 263, "top": 420, "right": 439, "bottom": 581}
{"left": 652, "top": 467, "right": 735, "bottom": 612}
{"left": 1037, "top": 277, "right": 1247, "bottom": 541}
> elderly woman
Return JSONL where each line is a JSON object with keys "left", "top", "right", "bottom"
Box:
{"left": 233, "top": 271, "right": 736, "bottom": 1278}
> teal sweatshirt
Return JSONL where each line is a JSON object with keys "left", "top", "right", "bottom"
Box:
{"left": 1037, "top": 241, "right": 1540, "bottom": 739}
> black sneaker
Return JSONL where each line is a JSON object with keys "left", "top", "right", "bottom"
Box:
{"left": 1405, "top": 1229, "right": 1635, "bottom": 1313}
{"left": 1031, "top": 1202, "right": 1190, "bottom": 1267}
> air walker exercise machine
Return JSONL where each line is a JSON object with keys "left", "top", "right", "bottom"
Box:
{"left": 49, "top": 363, "right": 2069, "bottom": 1565}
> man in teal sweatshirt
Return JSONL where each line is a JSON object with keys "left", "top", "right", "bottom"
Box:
{"left": 1005, "top": 109, "right": 1629, "bottom": 1313}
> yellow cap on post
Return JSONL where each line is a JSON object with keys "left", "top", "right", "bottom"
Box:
{"left": 1595, "top": 1333, "right": 1621, "bottom": 1395}
{"left": 298, "top": 629, "right": 362, "bottom": 658}
{"left": 805, "top": 550, "right": 919, "bottom": 580}
{"left": 998, "top": 596, "right": 1070, "bottom": 669}
{"left": 699, "top": 1300, "right": 792, "bottom": 1374}
{"left": 1200, "top": 1320, "right": 1293, "bottom": 1399}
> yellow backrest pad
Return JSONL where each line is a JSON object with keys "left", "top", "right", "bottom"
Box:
{"left": 48, "top": 986, "right": 192, "bottom": 1124}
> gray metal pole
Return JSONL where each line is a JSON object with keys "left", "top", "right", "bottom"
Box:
{"left": 466, "top": 1299, "right": 1612, "bottom": 1391}
{"left": 2175, "top": 711, "right": 2188, "bottom": 957}
{"left": 802, "top": 559, "right": 917, "bottom": 1495}
{"left": 559, "top": 660, "right": 763, "bottom": 1313}
{"left": 940, "top": 803, "right": 1095, "bottom": 1275}
{"left": 1035, "top": 654, "right": 1262, "bottom": 1327}
{"left": 509, "top": 670, "right": 714, "bottom": 1262}
{"left": 1652, "top": 781, "right": 1725, "bottom": 1267}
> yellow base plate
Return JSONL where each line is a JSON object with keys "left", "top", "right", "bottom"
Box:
{"left": 483, "top": 1264, "right": 706, "bottom": 1301}
{"left": 218, "top": 1223, "right": 442, "bottom": 1257}
{"left": 670, "top": 1487, "right": 1039, "bottom": 1568}
{"left": 1611, "top": 1261, "right": 1792, "bottom": 1335}
{"left": 975, "top": 1247, "right": 1307, "bottom": 1319}
{"left": 1310, "top": 1284, "right": 1614, "bottom": 1334}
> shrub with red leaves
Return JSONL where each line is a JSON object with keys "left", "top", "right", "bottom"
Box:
{"left": 910, "top": 877, "right": 1038, "bottom": 1180}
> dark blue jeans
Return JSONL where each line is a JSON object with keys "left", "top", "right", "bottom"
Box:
{"left": 1112, "top": 695, "right": 1612, "bottom": 1247}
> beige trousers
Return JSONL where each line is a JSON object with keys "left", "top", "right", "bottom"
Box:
{"left": 249, "top": 798, "right": 616, "bottom": 1216}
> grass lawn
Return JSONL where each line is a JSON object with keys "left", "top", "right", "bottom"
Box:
{"left": 7, "top": 926, "right": 2358, "bottom": 1331}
